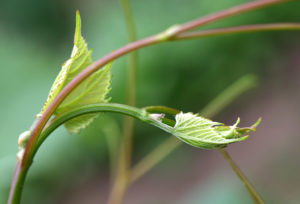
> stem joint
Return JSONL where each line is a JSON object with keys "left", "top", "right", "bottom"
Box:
{"left": 156, "top": 24, "right": 181, "bottom": 42}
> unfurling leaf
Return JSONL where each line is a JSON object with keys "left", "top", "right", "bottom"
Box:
{"left": 39, "top": 11, "right": 112, "bottom": 133}
{"left": 171, "top": 112, "right": 261, "bottom": 149}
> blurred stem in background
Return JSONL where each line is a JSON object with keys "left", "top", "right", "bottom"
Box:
{"left": 200, "top": 75, "right": 257, "bottom": 116}
{"left": 107, "top": 0, "right": 138, "bottom": 203}
{"left": 103, "top": 117, "right": 121, "bottom": 186}
{"left": 220, "top": 148, "right": 264, "bottom": 204}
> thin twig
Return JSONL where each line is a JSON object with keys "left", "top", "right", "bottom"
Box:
{"left": 130, "top": 138, "right": 181, "bottom": 183}
{"left": 219, "top": 148, "right": 265, "bottom": 204}
{"left": 175, "top": 23, "right": 300, "bottom": 40}
{"left": 173, "top": 0, "right": 290, "bottom": 35}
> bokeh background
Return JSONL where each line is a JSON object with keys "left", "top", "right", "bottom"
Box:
{"left": 0, "top": 0, "right": 300, "bottom": 203}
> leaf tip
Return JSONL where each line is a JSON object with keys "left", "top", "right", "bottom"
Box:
{"left": 74, "top": 10, "right": 82, "bottom": 43}
{"left": 253, "top": 117, "right": 262, "bottom": 128}
{"left": 234, "top": 117, "right": 241, "bottom": 127}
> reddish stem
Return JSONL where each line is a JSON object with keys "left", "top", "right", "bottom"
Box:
{"left": 175, "top": 23, "right": 300, "bottom": 40}
{"left": 174, "top": 0, "right": 290, "bottom": 35}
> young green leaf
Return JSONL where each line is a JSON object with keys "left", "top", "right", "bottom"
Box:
{"left": 171, "top": 112, "right": 261, "bottom": 149}
{"left": 39, "top": 11, "right": 112, "bottom": 133}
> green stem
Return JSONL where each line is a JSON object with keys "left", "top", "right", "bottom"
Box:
{"left": 17, "top": 103, "right": 176, "bottom": 204}
{"left": 143, "top": 106, "right": 180, "bottom": 115}
{"left": 9, "top": 103, "right": 166, "bottom": 204}
{"left": 9, "top": 103, "right": 151, "bottom": 204}
{"left": 219, "top": 148, "right": 265, "bottom": 204}
{"left": 34, "top": 103, "right": 156, "bottom": 154}
{"left": 107, "top": 0, "right": 138, "bottom": 203}
{"left": 8, "top": 163, "right": 29, "bottom": 204}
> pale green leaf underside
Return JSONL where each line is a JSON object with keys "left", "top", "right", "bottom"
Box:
{"left": 39, "top": 11, "right": 112, "bottom": 133}
{"left": 172, "top": 112, "right": 251, "bottom": 149}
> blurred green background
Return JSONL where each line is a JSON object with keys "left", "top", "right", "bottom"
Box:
{"left": 0, "top": 0, "right": 300, "bottom": 203}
